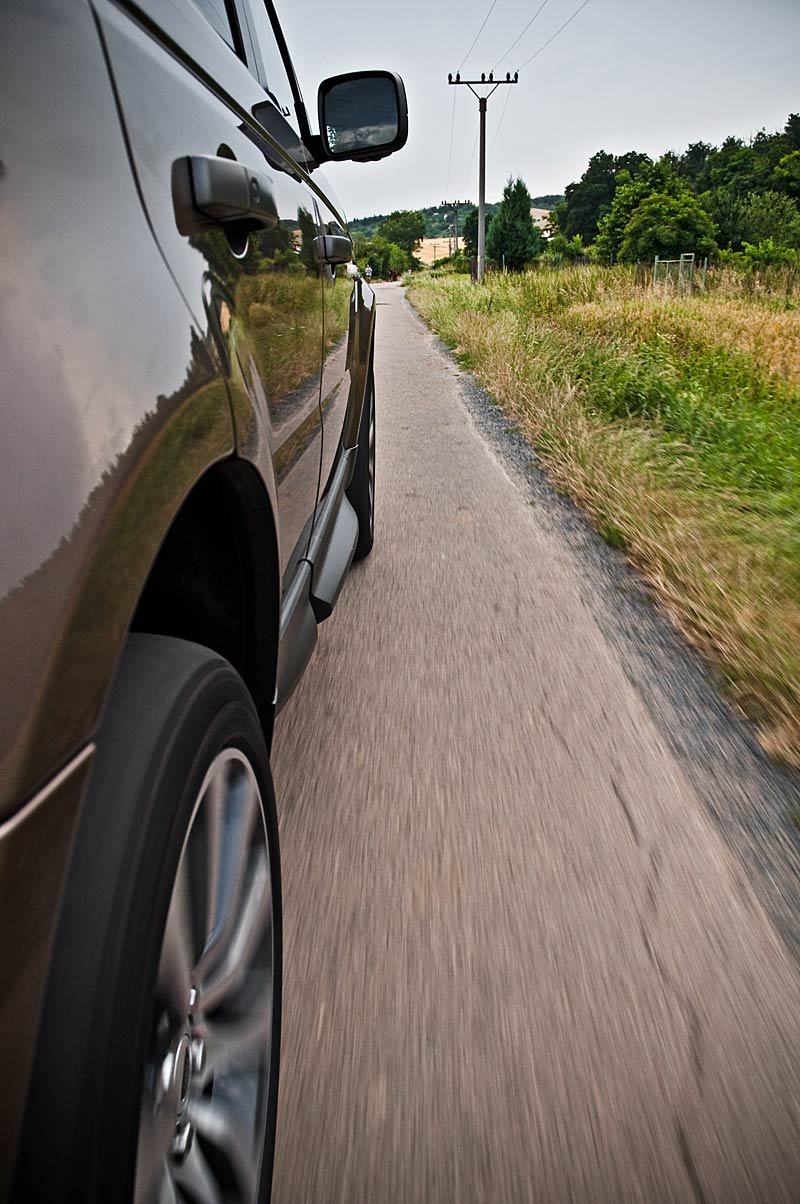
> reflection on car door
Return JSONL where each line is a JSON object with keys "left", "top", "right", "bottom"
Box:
{"left": 94, "top": 0, "right": 325, "bottom": 578}
{"left": 316, "top": 198, "right": 355, "bottom": 497}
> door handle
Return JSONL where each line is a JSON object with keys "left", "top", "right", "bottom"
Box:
{"left": 313, "top": 234, "right": 353, "bottom": 265}
{"left": 172, "top": 155, "right": 278, "bottom": 234}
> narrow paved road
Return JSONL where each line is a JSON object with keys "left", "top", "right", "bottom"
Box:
{"left": 271, "top": 284, "right": 800, "bottom": 1203}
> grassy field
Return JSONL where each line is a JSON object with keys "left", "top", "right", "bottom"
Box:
{"left": 407, "top": 265, "right": 800, "bottom": 766}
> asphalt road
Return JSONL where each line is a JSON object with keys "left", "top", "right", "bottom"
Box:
{"left": 270, "top": 283, "right": 800, "bottom": 1203}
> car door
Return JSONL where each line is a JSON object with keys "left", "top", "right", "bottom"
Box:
{"left": 94, "top": 0, "right": 326, "bottom": 581}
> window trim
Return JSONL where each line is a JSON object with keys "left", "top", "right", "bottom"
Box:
{"left": 190, "top": 0, "right": 247, "bottom": 61}
{"left": 240, "top": 0, "right": 323, "bottom": 161}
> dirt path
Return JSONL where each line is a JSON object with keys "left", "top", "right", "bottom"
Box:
{"left": 271, "top": 282, "right": 800, "bottom": 1203}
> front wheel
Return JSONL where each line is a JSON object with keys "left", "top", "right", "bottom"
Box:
{"left": 15, "top": 635, "right": 281, "bottom": 1204}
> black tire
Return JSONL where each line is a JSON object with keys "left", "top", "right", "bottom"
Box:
{"left": 346, "top": 360, "right": 376, "bottom": 560}
{"left": 15, "top": 634, "right": 282, "bottom": 1204}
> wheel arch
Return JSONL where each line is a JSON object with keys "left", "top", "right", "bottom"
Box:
{"left": 130, "top": 457, "right": 281, "bottom": 748}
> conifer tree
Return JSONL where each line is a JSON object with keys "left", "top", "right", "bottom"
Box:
{"left": 486, "top": 178, "right": 541, "bottom": 271}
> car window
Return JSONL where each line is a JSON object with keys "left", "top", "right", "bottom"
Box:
{"left": 189, "top": 0, "right": 240, "bottom": 52}
{"left": 240, "top": 0, "right": 296, "bottom": 118}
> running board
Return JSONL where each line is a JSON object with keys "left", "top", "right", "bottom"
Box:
{"left": 275, "top": 447, "right": 358, "bottom": 708}
{"left": 306, "top": 447, "right": 358, "bottom": 622}
{"left": 309, "top": 494, "right": 358, "bottom": 621}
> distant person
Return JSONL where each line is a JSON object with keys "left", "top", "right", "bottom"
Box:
{"left": 365, "top": 263, "right": 373, "bottom": 281}
{"left": 390, "top": 268, "right": 399, "bottom": 282}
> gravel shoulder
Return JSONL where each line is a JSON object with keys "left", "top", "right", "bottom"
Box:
{"left": 421, "top": 300, "right": 800, "bottom": 964}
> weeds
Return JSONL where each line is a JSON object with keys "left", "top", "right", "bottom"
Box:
{"left": 407, "top": 266, "right": 800, "bottom": 764}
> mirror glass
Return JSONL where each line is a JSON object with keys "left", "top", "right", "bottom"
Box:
{"left": 323, "top": 76, "right": 399, "bottom": 156}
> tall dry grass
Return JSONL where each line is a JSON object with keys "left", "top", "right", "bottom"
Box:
{"left": 408, "top": 267, "right": 800, "bottom": 764}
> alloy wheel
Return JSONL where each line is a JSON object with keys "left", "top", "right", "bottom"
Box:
{"left": 134, "top": 749, "right": 274, "bottom": 1204}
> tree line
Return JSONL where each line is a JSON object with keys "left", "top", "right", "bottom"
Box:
{"left": 352, "top": 112, "right": 800, "bottom": 276}
{"left": 549, "top": 113, "right": 800, "bottom": 264}
{"left": 353, "top": 187, "right": 547, "bottom": 277}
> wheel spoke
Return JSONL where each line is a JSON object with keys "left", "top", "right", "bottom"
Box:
{"left": 172, "top": 1137, "right": 225, "bottom": 1204}
{"left": 191, "top": 1098, "right": 258, "bottom": 1202}
{"left": 158, "top": 857, "right": 195, "bottom": 1018}
{"left": 199, "top": 1006, "right": 271, "bottom": 1089}
{"left": 200, "top": 847, "right": 271, "bottom": 1013}
{"left": 196, "top": 767, "right": 259, "bottom": 982}
{"left": 134, "top": 1123, "right": 172, "bottom": 1204}
{"left": 157, "top": 1169, "right": 179, "bottom": 1204}
{"left": 203, "top": 763, "right": 228, "bottom": 945}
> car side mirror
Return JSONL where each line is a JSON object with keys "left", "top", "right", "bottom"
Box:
{"left": 318, "top": 71, "right": 408, "bottom": 163}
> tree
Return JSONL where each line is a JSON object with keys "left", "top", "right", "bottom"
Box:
{"left": 740, "top": 191, "right": 800, "bottom": 248}
{"left": 557, "top": 150, "right": 615, "bottom": 242}
{"left": 739, "top": 238, "right": 800, "bottom": 267}
{"left": 462, "top": 206, "right": 479, "bottom": 258}
{"left": 618, "top": 192, "right": 718, "bottom": 262}
{"left": 700, "top": 189, "right": 747, "bottom": 250}
{"left": 677, "top": 141, "right": 714, "bottom": 191}
{"left": 542, "top": 232, "right": 587, "bottom": 264}
{"left": 377, "top": 210, "right": 425, "bottom": 256}
{"left": 785, "top": 114, "right": 800, "bottom": 151}
{"left": 775, "top": 151, "right": 800, "bottom": 201}
{"left": 352, "top": 235, "right": 410, "bottom": 279}
{"left": 486, "top": 177, "right": 542, "bottom": 270}
{"left": 595, "top": 158, "right": 681, "bottom": 261}
{"left": 556, "top": 150, "right": 650, "bottom": 243}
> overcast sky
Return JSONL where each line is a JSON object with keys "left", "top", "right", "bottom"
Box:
{"left": 278, "top": 0, "right": 799, "bottom": 221}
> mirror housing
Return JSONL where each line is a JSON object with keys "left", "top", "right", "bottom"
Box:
{"left": 318, "top": 71, "right": 408, "bottom": 163}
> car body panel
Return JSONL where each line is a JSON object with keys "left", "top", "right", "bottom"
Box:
{"left": 94, "top": 0, "right": 326, "bottom": 578}
{"left": 0, "top": 0, "right": 234, "bottom": 818}
{"left": 0, "top": 747, "right": 95, "bottom": 1200}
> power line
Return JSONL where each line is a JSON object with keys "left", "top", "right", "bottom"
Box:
{"left": 460, "top": 131, "right": 479, "bottom": 195}
{"left": 489, "top": 84, "right": 513, "bottom": 159}
{"left": 492, "top": 0, "right": 552, "bottom": 71}
{"left": 449, "top": 2, "right": 503, "bottom": 221}
{"left": 517, "top": 0, "right": 593, "bottom": 70}
{"left": 458, "top": 0, "right": 502, "bottom": 71}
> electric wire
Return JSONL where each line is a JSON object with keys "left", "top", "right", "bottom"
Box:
{"left": 517, "top": 0, "right": 592, "bottom": 70}
{"left": 489, "top": 84, "right": 513, "bottom": 159}
{"left": 460, "top": 131, "right": 479, "bottom": 196}
{"left": 450, "top": 0, "right": 502, "bottom": 196}
{"left": 443, "top": 2, "right": 501, "bottom": 199}
{"left": 458, "top": 0, "right": 502, "bottom": 72}
{"left": 492, "top": 0, "right": 552, "bottom": 71}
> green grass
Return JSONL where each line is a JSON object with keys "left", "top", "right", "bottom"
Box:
{"left": 407, "top": 265, "right": 800, "bottom": 764}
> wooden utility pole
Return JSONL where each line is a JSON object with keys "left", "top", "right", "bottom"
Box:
{"left": 448, "top": 71, "right": 517, "bottom": 282}
{"left": 440, "top": 198, "right": 468, "bottom": 255}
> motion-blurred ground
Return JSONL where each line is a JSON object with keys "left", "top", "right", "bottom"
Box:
{"left": 271, "top": 283, "right": 800, "bottom": 1204}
